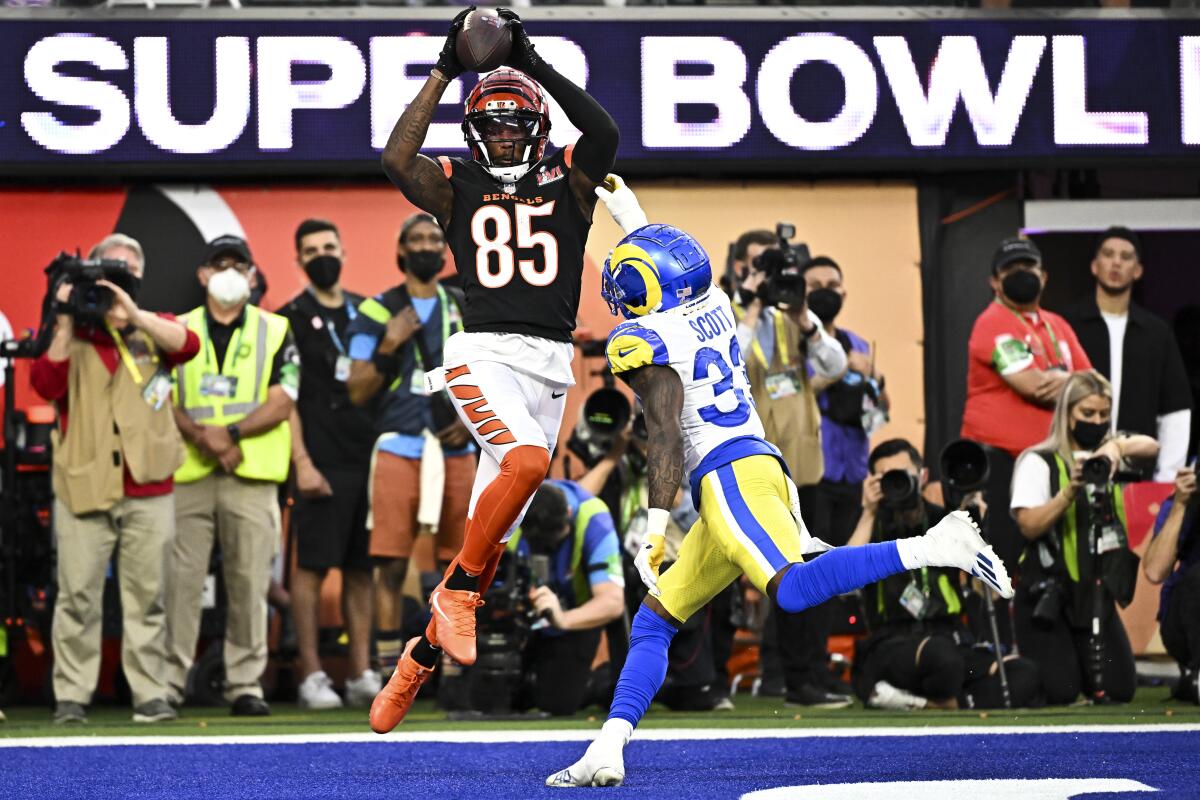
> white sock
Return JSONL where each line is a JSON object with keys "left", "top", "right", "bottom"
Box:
{"left": 599, "top": 718, "right": 633, "bottom": 746}
{"left": 895, "top": 537, "right": 929, "bottom": 571}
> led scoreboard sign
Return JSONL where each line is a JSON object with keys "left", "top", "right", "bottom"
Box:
{"left": 2, "top": 15, "right": 1198, "bottom": 172}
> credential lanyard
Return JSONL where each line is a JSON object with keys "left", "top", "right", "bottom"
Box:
{"left": 412, "top": 285, "right": 453, "bottom": 371}
{"left": 995, "top": 299, "right": 1064, "bottom": 369}
{"left": 750, "top": 310, "right": 789, "bottom": 369}
{"left": 106, "top": 322, "right": 151, "bottom": 384}
{"left": 321, "top": 296, "right": 357, "bottom": 357}
{"left": 200, "top": 313, "right": 245, "bottom": 375}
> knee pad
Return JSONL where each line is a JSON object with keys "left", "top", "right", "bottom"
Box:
{"left": 501, "top": 446, "right": 551, "bottom": 493}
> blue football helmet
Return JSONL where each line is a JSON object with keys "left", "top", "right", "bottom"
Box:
{"left": 601, "top": 224, "right": 712, "bottom": 319}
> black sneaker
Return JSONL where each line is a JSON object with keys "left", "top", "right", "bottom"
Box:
{"left": 53, "top": 701, "right": 88, "bottom": 724}
{"left": 1173, "top": 669, "right": 1199, "bottom": 704}
{"left": 230, "top": 695, "right": 271, "bottom": 717}
{"left": 784, "top": 683, "right": 853, "bottom": 709}
{"left": 756, "top": 678, "right": 785, "bottom": 698}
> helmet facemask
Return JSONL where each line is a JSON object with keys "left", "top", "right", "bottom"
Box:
{"left": 463, "top": 107, "right": 548, "bottom": 184}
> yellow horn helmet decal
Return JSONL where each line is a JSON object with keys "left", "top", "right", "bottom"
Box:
{"left": 610, "top": 242, "right": 662, "bottom": 316}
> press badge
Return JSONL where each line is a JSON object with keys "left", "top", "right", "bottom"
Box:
{"left": 334, "top": 355, "right": 352, "bottom": 383}
{"left": 899, "top": 580, "right": 928, "bottom": 619}
{"left": 199, "top": 374, "right": 238, "bottom": 398}
{"left": 765, "top": 371, "right": 799, "bottom": 400}
{"left": 142, "top": 371, "right": 173, "bottom": 410}
{"left": 410, "top": 368, "right": 429, "bottom": 396}
{"left": 1098, "top": 525, "right": 1124, "bottom": 555}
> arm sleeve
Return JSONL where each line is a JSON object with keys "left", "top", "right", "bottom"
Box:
{"left": 30, "top": 355, "right": 69, "bottom": 401}
{"left": 1154, "top": 409, "right": 1192, "bottom": 482}
{"left": 269, "top": 330, "right": 301, "bottom": 401}
{"left": 1009, "top": 452, "right": 1053, "bottom": 512}
{"left": 162, "top": 327, "right": 201, "bottom": 367}
{"left": 528, "top": 63, "right": 618, "bottom": 183}
{"left": 606, "top": 324, "right": 669, "bottom": 375}
{"left": 804, "top": 310, "right": 848, "bottom": 379}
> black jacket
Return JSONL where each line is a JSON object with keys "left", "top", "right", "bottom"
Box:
{"left": 1062, "top": 294, "right": 1191, "bottom": 438}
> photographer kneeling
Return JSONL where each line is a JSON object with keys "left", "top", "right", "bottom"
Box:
{"left": 33, "top": 235, "right": 200, "bottom": 724}
{"left": 507, "top": 481, "right": 625, "bottom": 716}
{"left": 1011, "top": 370, "right": 1157, "bottom": 705}
{"left": 1143, "top": 465, "right": 1200, "bottom": 704}
{"left": 850, "top": 440, "right": 1041, "bottom": 710}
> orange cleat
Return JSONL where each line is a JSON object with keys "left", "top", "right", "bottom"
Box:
{"left": 369, "top": 638, "right": 433, "bottom": 734}
{"left": 429, "top": 582, "right": 484, "bottom": 666}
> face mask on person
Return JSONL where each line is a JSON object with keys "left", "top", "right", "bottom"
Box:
{"left": 807, "top": 288, "right": 843, "bottom": 324}
{"left": 400, "top": 251, "right": 444, "bottom": 283}
{"left": 1001, "top": 269, "right": 1042, "bottom": 305}
{"left": 303, "top": 255, "right": 342, "bottom": 290}
{"left": 1071, "top": 419, "right": 1109, "bottom": 451}
{"left": 207, "top": 268, "right": 251, "bottom": 308}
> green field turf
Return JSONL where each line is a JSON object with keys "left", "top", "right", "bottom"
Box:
{"left": 1, "top": 686, "right": 1195, "bottom": 739}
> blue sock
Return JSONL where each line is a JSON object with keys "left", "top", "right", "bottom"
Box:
{"left": 607, "top": 605, "right": 678, "bottom": 728}
{"left": 775, "top": 541, "right": 905, "bottom": 613}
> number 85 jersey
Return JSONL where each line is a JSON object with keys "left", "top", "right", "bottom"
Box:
{"left": 439, "top": 148, "right": 590, "bottom": 344}
{"left": 606, "top": 289, "right": 777, "bottom": 483}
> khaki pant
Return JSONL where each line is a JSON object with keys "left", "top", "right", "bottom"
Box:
{"left": 52, "top": 493, "right": 174, "bottom": 707}
{"left": 165, "top": 473, "right": 279, "bottom": 703}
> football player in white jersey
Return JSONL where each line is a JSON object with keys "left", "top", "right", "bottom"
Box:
{"left": 547, "top": 211, "right": 1013, "bottom": 788}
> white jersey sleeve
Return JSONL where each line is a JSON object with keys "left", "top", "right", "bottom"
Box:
{"left": 606, "top": 291, "right": 768, "bottom": 481}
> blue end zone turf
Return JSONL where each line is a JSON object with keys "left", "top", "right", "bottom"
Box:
{"left": 7, "top": 730, "right": 1199, "bottom": 799}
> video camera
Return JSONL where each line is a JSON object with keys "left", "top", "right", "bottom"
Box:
{"left": 46, "top": 252, "right": 140, "bottom": 327}
{"left": 752, "top": 223, "right": 811, "bottom": 309}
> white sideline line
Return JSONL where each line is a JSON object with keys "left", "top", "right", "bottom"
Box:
{"left": 1, "top": 723, "right": 1198, "bottom": 749}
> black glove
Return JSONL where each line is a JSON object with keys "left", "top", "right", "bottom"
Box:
{"left": 496, "top": 8, "right": 544, "bottom": 74}
{"left": 435, "top": 6, "right": 474, "bottom": 81}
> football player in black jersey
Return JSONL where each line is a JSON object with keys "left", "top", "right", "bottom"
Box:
{"left": 370, "top": 8, "right": 618, "bottom": 733}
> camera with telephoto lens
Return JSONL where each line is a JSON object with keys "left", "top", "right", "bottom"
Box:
{"left": 46, "top": 252, "right": 141, "bottom": 326}
{"left": 879, "top": 469, "right": 920, "bottom": 508}
{"left": 1081, "top": 455, "right": 1112, "bottom": 486}
{"left": 753, "top": 223, "right": 811, "bottom": 309}
{"left": 566, "top": 387, "right": 632, "bottom": 468}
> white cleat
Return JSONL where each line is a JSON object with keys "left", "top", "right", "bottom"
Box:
{"left": 867, "top": 680, "right": 927, "bottom": 710}
{"left": 546, "top": 737, "right": 626, "bottom": 787}
{"left": 924, "top": 510, "right": 1014, "bottom": 599}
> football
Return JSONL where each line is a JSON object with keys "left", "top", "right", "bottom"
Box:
{"left": 455, "top": 8, "right": 513, "bottom": 74}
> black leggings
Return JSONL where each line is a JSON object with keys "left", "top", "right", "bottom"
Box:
{"left": 1014, "top": 584, "right": 1136, "bottom": 705}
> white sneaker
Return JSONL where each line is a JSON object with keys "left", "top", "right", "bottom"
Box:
{"left": 546, "top": 735, "right": 626, "bottom": 787}
{"left": 345, "top": 669, "right": 383, "bottom": 708}
{"left": 923, "top": 510, "right": 1013, "bottom": 599}
{"left": 867, "top": 680, "right": 927, "bottom": 710}
{"left": 298, "top": 670, "right": 343, "bottom": 710}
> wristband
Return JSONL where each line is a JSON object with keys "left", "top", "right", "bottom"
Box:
{"left": 226, "top": 423, "right": 242, "bottom": 444}
{"left": 645, "top": 507, "right": 670, "bottom": 539}
{"left": 373, "top": 350, "right": 401, "bottom": 377}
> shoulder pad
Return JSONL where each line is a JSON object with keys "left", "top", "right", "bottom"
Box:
{"left": 606, "top": 323, "right": 669, "bottom": 374}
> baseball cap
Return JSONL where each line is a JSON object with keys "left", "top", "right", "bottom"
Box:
{"left": 991, "top": 237, "right": 1042, "bottom": 274}
{"left": 202, "top": 234, "right": 252, "bottom": 265}
{"left": 1094, "top": 226, "right": 1141, "bottom": 259}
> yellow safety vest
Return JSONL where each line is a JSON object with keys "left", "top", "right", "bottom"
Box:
{"left": 173, "top": 305, "right": 292, "bottom": 484}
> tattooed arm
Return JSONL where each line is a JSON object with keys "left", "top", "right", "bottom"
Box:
{"left": 380, "top": 77, "right": 454, "bottom": 225}
{"left": 380, "top": 11, "right": 470, "bottom": 224}
{"left": 627, "top": 365, "right": 686, "bottom": 512}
